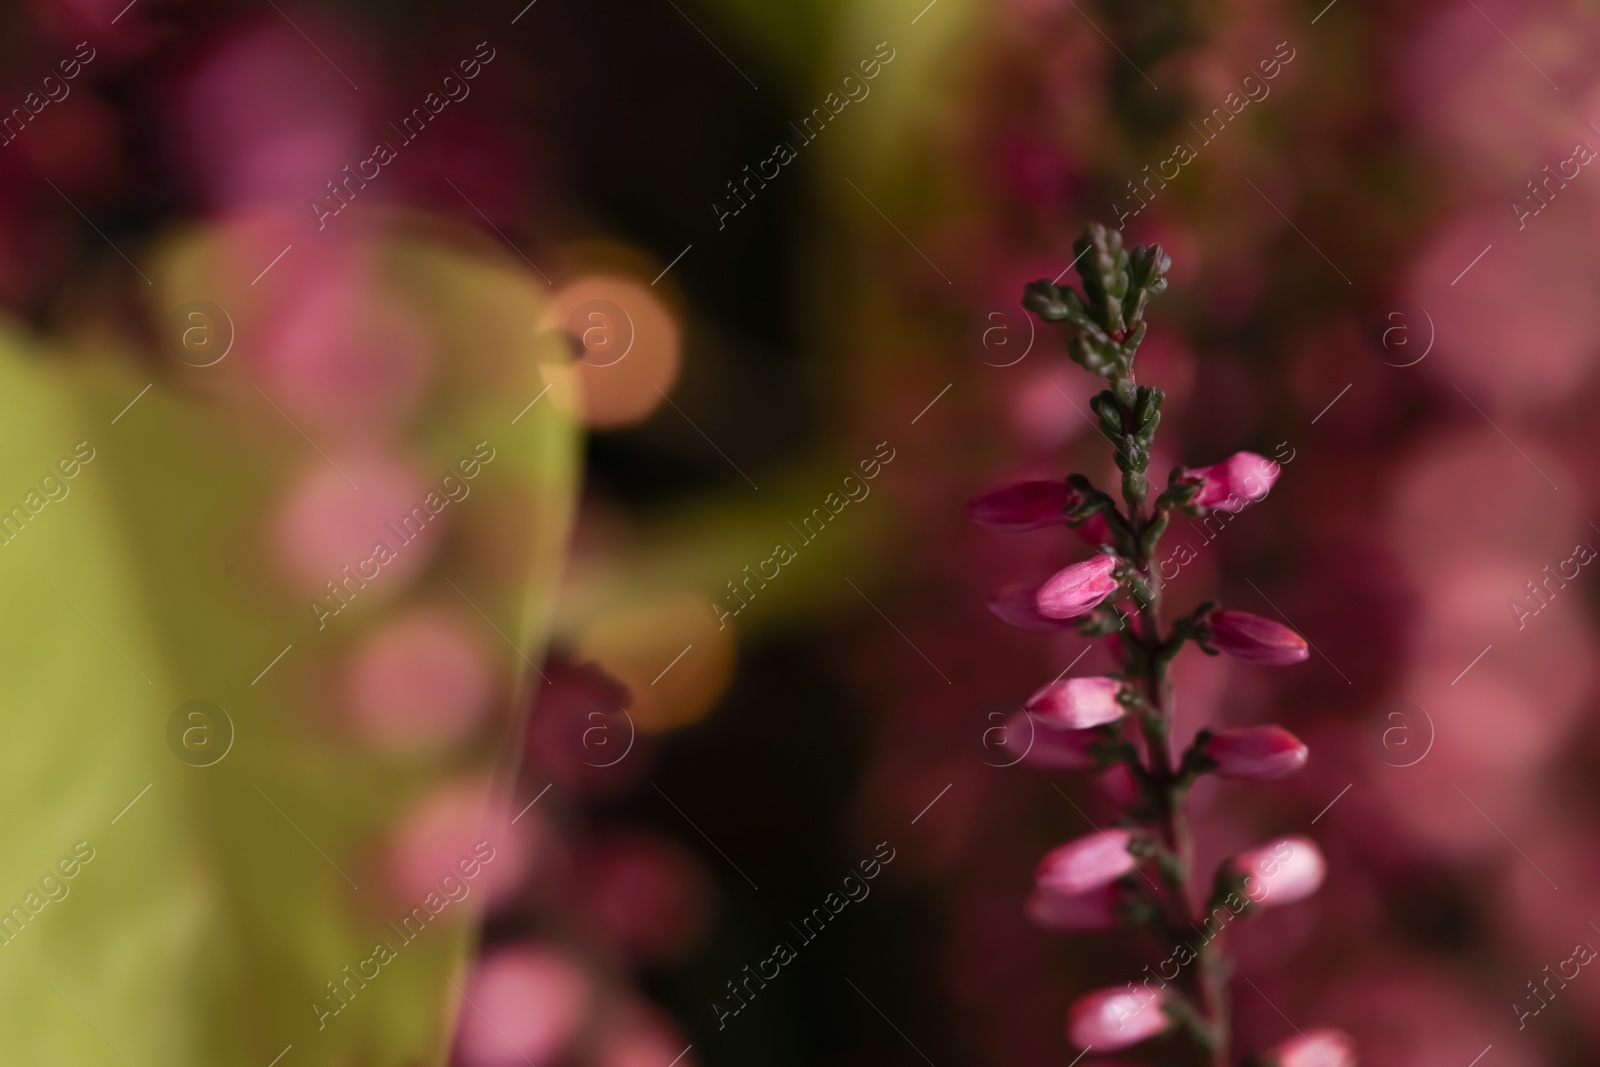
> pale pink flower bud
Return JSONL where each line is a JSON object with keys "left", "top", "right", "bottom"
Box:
{"left": 1200, "top": 725, "right": 1309, "bottom": 781}
{"left": 1257, "top": 1027, "right": 1358, "bottom": 1067}
{"left": 1026, "top": 676, "right": 1125, "bottom": 729}
{"left": 987, "top": 580, "right": 1078, "bottom": 632}
{"left": 1231, "top": 835, "right": 1326, "bottom": 907}
{"left": 1206, "top": 610, "right": 1309, "bottom": 665}
{"left": 1036, "top": 555, "right": 1119, "bottom": 619}
{"left": 1036, "top": 828, "right": 1138, "bottom": 896}
{"left": 968, "top": 479, "right": 1079, "bottom": 531}
{"left": 1027, "top": 883, "right": 1121, "bottom": 931}
{"left": 1066, "top": 985, "right": 1171, "bottom": 1050}
{"left": 1184, "top": 451, "right": 1280, "bottom": 511}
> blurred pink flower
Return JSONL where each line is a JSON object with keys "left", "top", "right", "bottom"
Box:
{"left": 386, "top": 780, "right": 535, "bottom": 908}
{"left": 1026, "top": 676, "right": 1125, "bottom": 728}
{"left": 1066, "top": 985, "right": 1170, "bottom": 1050}
{"left": 166, "top": 20, "right": 371, "bottom": 211}
{"left": 968, "top": 478, "right": 1079, "bottom": 531}
{"left": 1232, "top": 835, "right": 1326, "bottom": 906}
{"left": 592, "top": 1002, "right": 693, "bottom": 1067}
{"left": 1009, "top": 362, "right": 1098, "bottom": 450}
{"left": 1036, "top": 555, "right": 1119, "bottom": 619}
{"left": 1200, "top": 725, "right": 1309, "bottom": 781}
{"left": 987, "top": 580, "right": 1079, "bottom": 632}
{"left": 1094, "top": 762, "right": 1141, "bottom": 807}
{"left": 1259, "top": 1027, "right": 1358, "bottom": 1067}
{"left": 573, "top": 833, "right": 714, "bottom": 963}
{"left": 998, "top": 712, "right": 1102, "bottom": 770}
{"left": 1184, "top": 451, "right": 1280, "bottom": 511}
{"left": 1036, "top": 828, "right": 1138, "bottom": 896}
{"left": 456, "top": 946, "right": 591, "bottom": 1067}
{"left": 523, "top": 657, "right": 644, "bottom": 794}
{"left": 345, "top": 609, "right": 493, "bottom": 751}
{"left": 1206, "top": 610, "right": 1309, "bottom": 665}
{"left": 272, "top": 453, "right": 436, "bottom": 591}
{"left": 257, "top": 263, "right": 432, "bottom": 434}
{"left": 1409, "top": 206, "right": 1600, "bottom": 410}
{"left": 1027, "top": 883, "right": 1121, "bottom": 932}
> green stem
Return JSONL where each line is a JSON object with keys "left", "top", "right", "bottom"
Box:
{"left": 1112, "top": 377, "right": 1229, "bottom": 1067}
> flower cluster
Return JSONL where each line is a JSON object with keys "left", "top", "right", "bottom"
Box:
{"left": 972, "top": 225, "right": 1351, "bottom": 1064}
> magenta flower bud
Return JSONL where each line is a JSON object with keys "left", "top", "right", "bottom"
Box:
{"left": 1027, "top": 883, "right": 1121, "bottom": 931}
{"left": 1036, "top": 555, "right": 1119, "bottom": 619}
{"left": 1200, "top": 725, "right": 1309, "bottom": 781}
{"left": 1035, "top": 828, "right": 1138, "bottom": 896}
{"left": 1065, "top": 985, "right": 1171, "bottom": 1050}
{"left": 1184, "top": 451, "right": 1280, "bottom": 511}
{"left": 1026, "top": 676, "right": 1125, "bottom": 729}
{"left": 968, "top": 479, "right": 1079, "bottom": 531}
{"left": 1205, "top": 610, "right": 1309, "bottom": 665}
{"left": 1258, "top": 1027, "right": 1357, "bottom": 1067}
{"left": 1230, "top": 835, "right": 1326, "bottom": 907}
{"left": 998, "top": 712, "right": 1102, "bottom": 770}
{"left": 1076, "top": 511, "right": 1113, "bottom": 546}
{"left": 987, "top": 581, "right": 1078, "bottom": 632}
{"left": 1095, "top": 762, "right": 1141, "bottom": 806}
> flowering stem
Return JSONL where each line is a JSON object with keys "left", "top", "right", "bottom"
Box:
{"left": 998, "top": 223, "right": 1329, "bottom": 1066}
{"left": 1114, "top": 361, "right": 1228, "bottom": 1061}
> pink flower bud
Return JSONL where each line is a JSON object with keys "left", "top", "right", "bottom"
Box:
{"left": 987, "top": 580, "right": 1079, "bottom": 632}
{"left": 1200, "top": 725, "right": 1309, "bottom": 781}
{"left": 1184, "top": 451, "right": 1280, "bottom": 511}
{"left": 1230, "top": 835, "right": 1326, "bottom": 907}
{"left": 1066, "top": 985, "right": 1171, "bottom": 1050}
{"left": 1036, "top": 555, "right": 1120, "bottom": 619}
{"left": 1036, "top": 828, "right": 1138, "bottom": 896}
{"left": 968, "top": 479, "right": 1079, "bottom": 531}
{"left": 1258, "top": 1027, "right": 1357, "bottom": 1067}
{"left": 1077, "top": 511, "right": 1114, "bottom": 546}
{"left": 1095, "top": 762, "right": 1141, "bottom": 806}
{"left": 1026, "top": 676, "right": 1125, "bottom": 729}
{"left": 1206, "top": 610, "right": 1309, "bottom": 665}
{"left": 1027, "top": 883, "right": 1121, "bottom": 931}
{"left": 996, "top": 712, "right": 1102, "bottom": 770}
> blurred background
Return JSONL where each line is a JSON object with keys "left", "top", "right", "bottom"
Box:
{"left": 1, "top": 0, "right": 1597, "bottom": 1064}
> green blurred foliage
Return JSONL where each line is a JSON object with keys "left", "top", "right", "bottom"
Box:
{"left": 0, "top": 219, "right": 579, "bottom": 1065}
